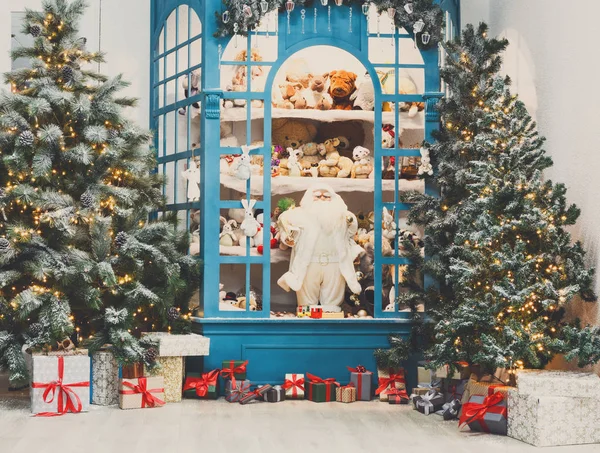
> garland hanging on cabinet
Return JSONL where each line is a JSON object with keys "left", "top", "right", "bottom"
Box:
{"left": 214, "top": 0, "right": 444, "bottom": 49}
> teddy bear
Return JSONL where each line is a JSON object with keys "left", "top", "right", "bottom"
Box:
{"left": 286, "top": 147, "right": 303, "bottom": 177}
{"left": 272, "top": 118, "right": 318, "bottom": 152}
{"left": 328, "top": 70, "right": 358, "bottom": 110}
{"left": 350, "top": 72, "right": 375, "bottom": 111}
{"left": 316, "top": 121, "right": 365, "bottom": 159}
{"left": 178, "top": 70, "right": 201, "bottom": 116}
{"left": 398, "top": 75, "right": 425, "bottom": 117}
{"left": 351, "top": 146, "right": 374, "bottom": 179}
{"left": 297, "top": 142, "right": 322, "bottom": 174}
{"left": 318, "top": 137, "right": 353, "bottom": 178}
{"left": 225, "top": 49, "right": 265, "bottom": 109}
{"left": 303, "top": 74, "right": 332, "bottom": 110}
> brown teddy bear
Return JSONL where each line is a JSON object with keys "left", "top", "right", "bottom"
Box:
{"left": 318, "top": 137, "right": 353, "bottom": 178}
{"left": 298, "top": 142, "right": 323, "bottom": 175}
{"left": 272, "top": 119, "right": 318, "bottom": 175}
{"left": 308, "top": 75, "right": 333, "bottom": 110}
{"left": 316, "top": 121, "right": 365, "bottom": 159}
{"left": 328, "top": 70, "right": 358, "bottom": 110}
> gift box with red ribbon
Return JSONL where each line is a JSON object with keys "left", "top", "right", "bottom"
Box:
{"left": 459, "top": 388, "right": 507, "bottom": 435}
{"left": 183, "top": 370, "right": 219, "bottom": 399}
{"left": 119, "top": 376, "right": 166, "bottom": 410}
{"left": 387, "top": 387, "right": 410, "bottom": 405}
{"left": 306, "top": 373, "right": 339, "bottom": 402}
{"left": 263, "top": 385, "right": 286, "bottom": 403}
{"left": 413, "top": 389, "right": 445, "bottom": 415}
{"left": 347, "top": 365, "right": 372, "bottom": 401}
{"left": 30, "top": 353, "right": 91, "bottom": 416}
{"left": 220, "top": 360, "right": 248, "bottom": 389}
{"left": 225, "top": 379, "right": 251, "bottom": 402}
{"left": 282, "top": 373, "right": 305, "bottom": 399}
{"left": 336, "top": 384, "right": 356, "bottom": 403}
{"left": 239, "top": 384, "right": 272, "bottom": 405}
{"left": 441, "top": 378, "right": 467, "bottom": 403}
{"left": 376, "top": 367, "right": 406, "bottom": 402}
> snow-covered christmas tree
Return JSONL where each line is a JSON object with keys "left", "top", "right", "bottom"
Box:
{"left": 380, "top": 23, "right": 600, "bottom": 376}
{"left": 0, "top": 0, "right": 199, "bottom": 386}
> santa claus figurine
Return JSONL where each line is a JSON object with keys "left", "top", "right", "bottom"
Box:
{"left": 277, "top": 184, "right": 363, "bottom": 312}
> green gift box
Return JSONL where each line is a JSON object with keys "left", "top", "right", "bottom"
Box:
{"left": 306, "top": 373, "right": 338, "bottom": 403}
{"left": 183, "top": 370, "right": 219, "bottom": 399}
{"left": 221, "top": 360, "right": 248, "bottom": 381}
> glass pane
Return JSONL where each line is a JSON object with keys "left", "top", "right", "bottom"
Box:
{"left": 177, "top": 5, "right": 189, "bottom": 45}
{"left": 219, "top": 264, "right": 247, "bottom": 312}
{"left": 165, "top": 161, "right": 175, "bottom": 204}
{"left": 398, "top": 67, "right": 424, "bottom": 95}
{"left": 190, "top": 37, "right": 202, "bottom": 68}
{"left": 166, "top": 49, "right": 176, "bottom": 79}
{"left": 157, "top": 114, "right": 164, "bottom": 157}
{"left": 250, "top": 34, "right": 277, "bottom": 62}
{"left": 177, "top": 47, "right": 189, "bottom": 75}
{"left": 190, "top": 209, "right": 200, "bottom": 256}
{"left": 166, "top": 79, "right": 177, "bottom": 107}
{"left": 190, "top": 8, "right": 202, "bottom": 36}
{"left": 177, "top": 159, "right": 197, "bottom": 204}
{"left": 158, "top": 28, "right": 165, "bottom": 54}
{"left": 368, "top": 37, "right": 396, "bottom": 64}
{"left": 398, "top": 37, "right": 425, "bottom": 65}
{"left": 157, "top": 57, "right": 164, "bottom": 82}
{"left": 165, "top": 111, "right": 176, "bottom": 156}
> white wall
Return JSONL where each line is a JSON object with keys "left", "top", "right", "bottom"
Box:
{"left": 0, "top": 0, "right": 150, "bottom": 125}
{"left": 462, "top": 0, "right": 600, "bottom": 372}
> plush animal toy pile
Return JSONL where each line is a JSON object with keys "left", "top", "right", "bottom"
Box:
{"left": 224, "top": 49, "right": 265, "bottom": 109}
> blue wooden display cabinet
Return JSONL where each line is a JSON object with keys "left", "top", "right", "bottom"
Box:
{"left": 149, "top": 0, "right": 459, "bottom": 389}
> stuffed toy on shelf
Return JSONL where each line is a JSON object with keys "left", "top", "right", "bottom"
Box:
{"left": 318, "top": 137, "right": 353, "bottom": 178}
{"left": 350, "top": 146, "right": 374, "bottom": 179}
{"left": 350, "top": 72, "right": 375, "bottom": 111}
{"left": 328, "top": 70, "right": 358, "bottom": 110}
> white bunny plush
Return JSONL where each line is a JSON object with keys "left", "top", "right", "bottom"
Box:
{"left": 286, "top": 147, "right": 303, "bottom": 177}
{"left": 382, "top": 207, "right": 397, "bottom": 242}
{"left": 232, "top": 144, "right": 260, "bottom": 180}
{"left": 417, "top": 147, "right": 434, "bottom": 176}
{"left": 240, "top": 199, "right": 261, "bottom": 245}
{"left": 219, "top": 217, "right": 239, "bottom": 247}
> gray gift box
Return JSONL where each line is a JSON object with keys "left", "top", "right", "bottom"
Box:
{"left": 414, "top": 390, "right": 445, "bottom": 415}
{"left": 464, "top": 395, "right": 507, "bottom": 435}
{"left": 91, "top": 350, "right": 119, "bottom": 406}
{"left": 349, "top": 371, "right": 372, "bottom": 401}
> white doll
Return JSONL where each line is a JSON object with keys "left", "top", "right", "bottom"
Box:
{"left": 286, "top": 147, "right": 303, "bottom": 177}
{"left": 231, "top": 144, "right": 260, "bottom": 180}
{"left": 382, "top": 207, "right": 397, "bottom": 242}
{"left": 219, "top": 217, "right": 239, "bottom": 247}
{"left": 181, "top": 156, "right": 200, "bottom": 201}
{"left": 350, "top": 72, "right": 375, "bottom": 111}
{"left": 417, "top": 147, "right": 434, "bottom": 176}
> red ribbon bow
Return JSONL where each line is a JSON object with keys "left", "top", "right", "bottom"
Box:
{"left": 306, "top": 373, "right": 340, "bottom": 402}
{"left": 226, "top": 380, "right": 251, "bottom": 402}
{"left": 220, "top": 360, "right": 248, "bottom": 389}
{"left": 347, "top": 365, "right": 370, "bottom": 374}
{"left": 119, "top": 377, "right": 165, "bottom": 408}
{"left": 382, "top": 124, "right": 395, "bottom": 138}
{"left": 31, "top": 356, "right": 90, "bottom": 417}
{"left": 375, "top": 371, "right": 406, "bottom": 396}
{"left": 282, "top": 374, "right": 305, "bottom": 398}
{"left": 459, "top": 392, "right": 506, "bottom": 433}
{"left": 386, "top": 387, "right": 409, "bottom": 403}
{"left": 183, "top": 369, "right": 220, "bottom": 398}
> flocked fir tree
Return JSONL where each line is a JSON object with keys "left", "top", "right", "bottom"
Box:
{"left": 378, "top": 23, "right": 600, "bottom": 376}
{"left": 0, "top": 0, "right": 199, "bottom": 386}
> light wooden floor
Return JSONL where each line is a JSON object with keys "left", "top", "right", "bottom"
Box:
{"left": 2, "top": 388, "right": 600, "bottom": 453}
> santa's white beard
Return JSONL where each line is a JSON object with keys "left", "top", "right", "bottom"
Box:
{"left": 306, "top": 198, "right": 347, "bottom": 235}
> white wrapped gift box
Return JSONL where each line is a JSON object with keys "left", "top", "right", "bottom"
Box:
{"left": 141, "top": 332, "right": 210, "bottom": 357}
{"left": 30, "top": 352, "right": 91, "bottom": 415}
{"left": 508, "top": 389, "right": 600, "bottom": 447}
{"left": 516, "top": 370, "right": 600, "bottom": 398}
{"left": 91, "top": 350, "right": 119, "bottom": 406}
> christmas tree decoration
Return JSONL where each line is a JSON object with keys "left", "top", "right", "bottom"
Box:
{"left": 61, "top": 64, "right": 74, "bottom": 82}
{"left": 286, "top": 0, "right": 295, "bottom": 34}
{"left": 0, "top": 0, "right": 199, "bottom": 387}
{"left": 320, "top": 0, "right": 328, "bottom": 5}
{"left": 328, "top": 5, "right": 332, "bottom": 32}
{"left": 143, "top": 346, "right": 158, "bottom": 364}
{"left": 387, "top": 7, "right": 396, "bottom": 19}
{"left": 243, "top": 4, "right": 252, "bottom": 18}
{"left": 404, "top": 2, "right": 413, "bottom": 14}
{"left": 421, "top": 30, "right": 430, "bottom": 45}
{"left": 80, "top": 191, "right": 94, "bottom": 208}
{"left": 0, "top": 238, "right": 10, "bottom": 253}
{"left": 361, "top": 2, "right": 369, "bottom": 14}
{"left": 167, "top": 306, "right": 180, "bottom": 321}
{"left": 222, "top": 10, "right": 230, "bottom": 23}
{"left": 260, "top": 0, "right": 269, "bottom": 13}
{"left": 17, "top": 130, "right": 35, "bottom": 147}
{"left": 314, "top": 8, "right": 318, "bottom": 33}
{"left": 114, "top": 231, "right": 128, "bottom": 248}
{"left": 389, "top": 23, "right": 600, "bottom": 378}
{"left": 301, "top": 8, "right": 306, "bottom": 34}
{"left": 29, "top": 24, "right": 42, "bottom": 37}
{"left": 348, "top": 6, "right": 353, "bottom": 33}
{"left": 335, "top": 0, "right": 343, "bottom": 5}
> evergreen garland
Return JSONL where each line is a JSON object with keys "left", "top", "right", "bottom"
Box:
{"left": 213, "top": 0, "right": 443, "bottom": 50}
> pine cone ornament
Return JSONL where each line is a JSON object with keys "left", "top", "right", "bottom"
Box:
{"left": 0, "top": 238, "right": 10, "bottom": 253}
{"left": 29, "top": 24, "right": 42, "bottom": 37}
{"left": 80, "top": 191, "right": 94, "bottom": 208}
{"left": 17, "top": 130, "right": 35, "bottom": 147}
{"left": 61, "top": 65, "right": 74, "bottom": 82}
{"left": 114, "top": 231, "right": 127, "bottom": 248}
{"left": 28, "top": 323, "right": 43, "bottom": 337}
{"left": 144, "top": 347, "right": 158, "bottom": 364}
{"left": 167, "top": 306, "right": 180, "bottom": 321}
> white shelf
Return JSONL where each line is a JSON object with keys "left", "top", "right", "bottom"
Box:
{"left": 220, "top": 174, "right": 425, "bottom": 196}
{"left": 220, "top": 107, "right": 424, "bottom": 128}
{"left": 220, "top": 245, "right": 291, "bottom": 263}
